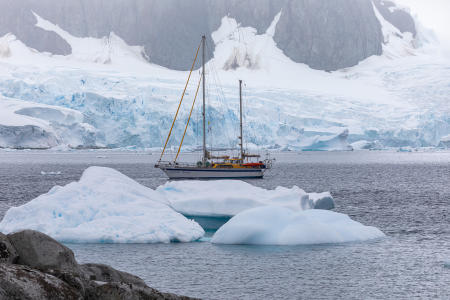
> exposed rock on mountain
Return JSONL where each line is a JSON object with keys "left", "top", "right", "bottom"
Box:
{"left": 373, "top": 0, "right": 416, "bottom": 36}
{"left": 273, "top": 0, "right": 383, "bottom": 71}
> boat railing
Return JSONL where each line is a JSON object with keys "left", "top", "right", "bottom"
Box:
{"left": 155, "top": 161, "right": 197, "bottom": 168}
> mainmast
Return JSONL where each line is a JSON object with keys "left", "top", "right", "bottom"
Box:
{"left": 239, "top": 80, "right": 244, "bottom": 161}
{"left": 202, "top": 35, "right": 207, "bottom": 165}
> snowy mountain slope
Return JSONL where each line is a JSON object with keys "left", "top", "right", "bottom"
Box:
{"left": 0, "top": 6, "right": 448, "bottom": 150}
{"left": 0, "top": 0, "right": 387, "bottom": 71}
{"left": 33, "top": 12, "right": 149, "bottom": 66}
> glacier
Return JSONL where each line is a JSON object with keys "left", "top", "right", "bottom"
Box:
{"left": 0, "top": 8, "right": 449, "bottom": 150}
{"left": 211, "top": 206, "right": 385, "bottom": 245}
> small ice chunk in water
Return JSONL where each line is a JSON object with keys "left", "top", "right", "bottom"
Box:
{"left": 310, "top": 192, "right": 335, "bottom": 210}
{"left": 40, "top": 171, "right": 62, "bottom": 175}
{"left": 211, "top": 206, "right": 385, "bottom": 245}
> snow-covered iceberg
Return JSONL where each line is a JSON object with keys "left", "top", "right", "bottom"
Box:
{"left": 0, "top": 167, "right": 204, "bottom": 243}
{"left": 156, "top": 180, "right": 334, "bottom": 217}
{"left": 211, "top": 206, "right": 385, "bottom": 245}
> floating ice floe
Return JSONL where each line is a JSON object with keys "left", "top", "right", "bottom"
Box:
{"left": 0, "top": 167, "right": 204, "bottom": 243}
{"left": 40, "top": 171, "right": 62, "bottom": 175}
{"left": 211, "top": 206, "right": 385, "bottom": 245}
{"left": 156, "top": 180, "right": 334, "bottom": 217}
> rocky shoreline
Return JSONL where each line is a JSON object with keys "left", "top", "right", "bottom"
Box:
{"left": 0, "top": 230, "right": 196, "bottom": 299}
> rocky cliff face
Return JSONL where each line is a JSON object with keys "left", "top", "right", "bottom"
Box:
{"left": 0, "top": 0, "right": 415, "bottom": 71}
{"left": 373, "top": 0, "right": 416, "bottom": 36}
{"left": 273, "top": 0, "right": 383, "bottom": 71}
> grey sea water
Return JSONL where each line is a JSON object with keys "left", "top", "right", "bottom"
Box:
{"left": 0, "top": 151, "right": 449, "bottom": 299}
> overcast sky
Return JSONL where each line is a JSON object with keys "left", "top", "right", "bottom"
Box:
{"left": 396, "top": 0, "right": 450, "bottom": 48}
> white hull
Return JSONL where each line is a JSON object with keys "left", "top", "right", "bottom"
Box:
{"left": 160, "top": 167, "right": 264, "bottom": 179}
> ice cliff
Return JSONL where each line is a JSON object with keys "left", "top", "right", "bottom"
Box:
{"left": 0, "top": 96, "right": 101, "bottom": 149}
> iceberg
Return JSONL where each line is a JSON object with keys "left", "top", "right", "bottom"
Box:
{"left": 0, "top": 167, "right": 204, "bottom": 243}
{"left": 211, "top": 206, "right": 385, "bottom": 245}
{"left": 308, "top": 192, "right": 335, "bottom": 210}
{"left": 156, "top": 180, "right": 334, "bottom": 217}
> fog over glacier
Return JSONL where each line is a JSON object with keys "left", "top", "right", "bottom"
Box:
{"left": 0, "top": 0, "right": 449, "bottom": 150}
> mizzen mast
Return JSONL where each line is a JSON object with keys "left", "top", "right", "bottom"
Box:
{"left": 239, "top": 79, "right": 244, "bottom": 161}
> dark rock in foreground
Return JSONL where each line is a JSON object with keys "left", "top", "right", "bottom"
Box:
{"left": 0, "top": 264, "right": 83, "bottom": 300}
{"left": 0, "top": 233, "right": 18, "bottom": 264}
{"left": 8, "top": 230, "right": 80, "bottom": 274}
{"left": 80, "top": 263, "right": 146, "bottom": 287}
{"left": 0, "top": 230, "right": 196, "bottom": 300}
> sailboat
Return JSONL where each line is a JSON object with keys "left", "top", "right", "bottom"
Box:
{"left": 155, "top": 35, "right": 273, "bottom": 179}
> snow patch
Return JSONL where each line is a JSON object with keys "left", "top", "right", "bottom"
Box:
{"left": 211, "top": 206, "right": 385, "bottom": 245}
{"left": 212, "top": 13, "right": 288, "bottom": 71}
{"left": 372, "top": 3, "right": 417, "bottom": 59}
{"left": 33, "top": 12, "right": 148, "bottom": 66}
{"left": 0, "top": 34, "right": 12, "bottom": 58}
